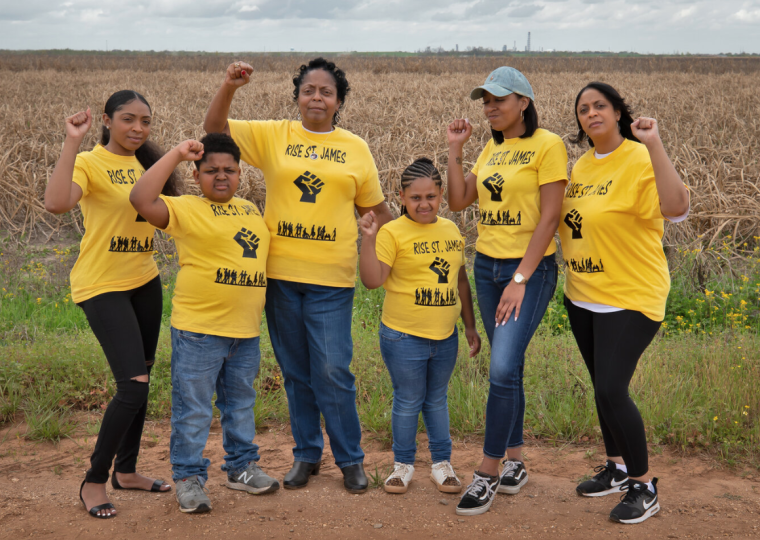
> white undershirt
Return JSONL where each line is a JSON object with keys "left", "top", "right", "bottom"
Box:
{"left": 569, "top": 150, "right": 690, "bottom": 314}
{"left": 302, "top": 125, "right": 334, "bottom": 135}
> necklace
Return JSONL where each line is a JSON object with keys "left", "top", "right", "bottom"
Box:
{"left": 302, "top": 124, "right": 336, "bottom": 160}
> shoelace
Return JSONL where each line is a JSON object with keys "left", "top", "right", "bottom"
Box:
{"left": 184, "top": 479, "right": 209, "bottom": 498}
{"left": 619, "top": 482, "right": 648, "bottom": 505}
{"left": 500, "top": 460, "right": 519, "bottom": 479}
{"left": 462, "top": 474, "right": 495, "bottom": 500}
{"left": 388, "top": 463, "right": 413, "bottom": 481}
{"left": 432, "top": 461, "right": 456, "bottom": 478}
{"left": 591, "top": 463, "right": 614, "bottom": 482}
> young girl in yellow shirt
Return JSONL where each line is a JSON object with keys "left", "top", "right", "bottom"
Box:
{"left": 359, "top": 158, "right": 481, "bottom": 495}
{"left": 44, "top": 91, "right": 178, "bottom": 518}
{"left": 559, "top": 82, "right": 689, "bottom": 525}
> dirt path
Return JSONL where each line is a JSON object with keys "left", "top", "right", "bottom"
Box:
{"left": 0, "top": 418, "right": 758, "bottom": 540}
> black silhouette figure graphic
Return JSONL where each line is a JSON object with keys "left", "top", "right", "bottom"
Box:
{"left": 482, "top": 173, "right": 505, "bottom": 202}
{"left": 108, "top": 235, "right": 154, "bottom": 253}
{"left": 215, "top": 267, "right": 266, "bottom": 287}
{"left": 565, "top": 257, "right": 604, "bottom": 274}
{"left": 414, "top": 287, "right": 458, "bottom": 306}
{"left": 294, "top": 171, "right": 325, "bottom": 203}
{"left": 429, "top": 257, "right": 451, "bottom": 284}
{"left": 135, "top": 213, "right": 147, "bottom": 222}
{"left": 479, "top": 209, "right": 522, "bottom": 226}
{"left": 277, "top": 221, "right": 336, "bottom": 242}
{"left": 234, "top": 228, "right": 260, "bottom": 258}
{"left": 564, "top": 210, "right": 583, "bottom": 239}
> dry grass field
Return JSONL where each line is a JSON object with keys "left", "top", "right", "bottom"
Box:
{"left": 1, "top": 54, "right": 759, "bottom": 265}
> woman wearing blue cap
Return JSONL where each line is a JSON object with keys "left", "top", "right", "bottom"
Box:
{"left": 447, "top": 67, "right": 568, "bottom": 516}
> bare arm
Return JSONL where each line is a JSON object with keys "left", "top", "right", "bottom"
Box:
{"left": 632, "top": 117, "right": 689, "bottom": 217}
{"left": 203, "top": 61, "right": 253, "bottom": 135}
{"left": 495, "top": 180, "right": 566, "bottom": 325}
{"left": 358, "top": 211, "right": 392, "bottom": 289}
{"left": 45, "top": 108, "right": 91, "bottom": 214}
{"left": 457, "top": 266, "right": 481, "bottom": 357}
{"left": 356, "top": 201, "right": 393, "bottom": 228}
{"left": 447, "top": 119, "right": 479, "bottom": 211}
{"left": 129, "top": 140, "right": 204, "bottom": 229}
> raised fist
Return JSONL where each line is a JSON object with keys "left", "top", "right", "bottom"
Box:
{"left": 225, "top": 61, "right": 254, "bottom": 88}
{"left": 447, "top": 118, "right": 473, "bottom": 147}
{"left": 429, "top": 257, "right": 451, "bottom": 284}
{"left": 65, "top": 108, "right": 92, "bottom": 141}
{"left": 483, "top": 173, "right": 505, "bottom": 202}
{"left": 174, "top": 140, "right": 204, "bottom": 162}
{"left": 294, "top": 171, "right": 325, "bottom": 203}
{"left": 359, "top": 211, "right": 378, "bottom": 238}
{"left": 564, "top": 210, "right": 583, "bottom": 239}
{"left": 234, "top": 228, "right": 260, "bottom": 258}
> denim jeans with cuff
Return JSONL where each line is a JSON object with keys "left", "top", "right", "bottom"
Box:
{"left": 170, "top": 328, "right": 261, "bottom": 482}
{"left": 474, "top": 252, "right": 557, "bottom": 459}
{"left": 379, "top": 323, "right": 459, "bottom": 464}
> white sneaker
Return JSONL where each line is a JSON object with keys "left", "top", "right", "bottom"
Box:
{"left": 384, "top": 462, "right": 414, "bottom": 494}
{"left": 430, "top": 461, "right": 462, "bottom": 493}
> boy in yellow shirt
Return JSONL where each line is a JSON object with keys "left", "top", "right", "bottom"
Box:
{"left": 130, "top": 133, "right": 278, "bottom": 514}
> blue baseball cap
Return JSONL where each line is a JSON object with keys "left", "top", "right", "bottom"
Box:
{"left": 470, "top": 66, "right": 535, "bottom": 101}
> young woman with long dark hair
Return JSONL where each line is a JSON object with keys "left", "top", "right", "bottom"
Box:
{"left": 446, "top": 67, "right": 568, "bottom": 516}
{"left": 560, "top": 82, "right": 689, "bottom": 524}
{"left": 45, "top": 90, "right": 178, "bottom": 518}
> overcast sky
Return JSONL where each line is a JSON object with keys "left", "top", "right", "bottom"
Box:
{"left": 1, "top": 0, "right": 759, "bottom": 54}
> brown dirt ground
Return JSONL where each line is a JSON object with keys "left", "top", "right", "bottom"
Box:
{"left": 0, "top": 417, "right": 758, "bottom": 540}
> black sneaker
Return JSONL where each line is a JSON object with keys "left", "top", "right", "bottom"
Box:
{"left": 455, "top": 471, "right": 500, "bottom": 516}
{"left": 576, "top": 460, "right": 629, "bottom": 497}
{"left": 497, "top": 460, "right": 528, "bottom": 494}
{"left": 609, "top": 478, "right": 660, "bottom": 524}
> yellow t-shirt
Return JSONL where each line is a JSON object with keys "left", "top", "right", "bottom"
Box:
{"left": 69, "top": 144, "right": 158, "bottom": 303}
{"left": 160, "top": 195, "right": 270, "bottom": 338}
{"left": 470, "top": 128, "right": 568, "bottom": 259}
{"left": 375, "top": 216, "right": 466, "bottom": 340}
{"left": 228, "top": 119, "right": 385, "bottom": 288}
{"left": 559, "top": 139, "right": 670, "bottom": 321}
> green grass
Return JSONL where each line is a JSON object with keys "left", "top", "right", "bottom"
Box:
{"left": 1, "top": 240, "right": 759, "bottom": 467}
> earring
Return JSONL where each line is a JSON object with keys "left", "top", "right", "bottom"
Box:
{"left": 334, "top": 110, "right": 342, "bottom": 125}
{"left": 296, "top": 110, "right": 302, "bottom": 121}
{"left": 521, "top": 110, "right": 524, "bottom": 121}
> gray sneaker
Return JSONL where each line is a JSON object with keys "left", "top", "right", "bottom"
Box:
{"left": 175, "top": 476, "right": 212, "bottom": 513}
{"left": 226, "top": 462, "right": 280, "bottom": 494}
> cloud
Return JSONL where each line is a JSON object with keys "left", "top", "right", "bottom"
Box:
{"left": 0, "top": 0, "right": 757, "bottom": 53}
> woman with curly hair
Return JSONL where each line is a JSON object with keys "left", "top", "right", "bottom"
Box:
{"left": 204, "top": 58, "right": 393, "bottom": 493}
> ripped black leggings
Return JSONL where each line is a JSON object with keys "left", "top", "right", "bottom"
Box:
{"left": 78, "top": 276, "right": 163, "bottom": 484}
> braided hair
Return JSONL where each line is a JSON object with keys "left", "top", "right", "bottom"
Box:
{"left": 399, "top": 158, "right": 442, "bottom": 216}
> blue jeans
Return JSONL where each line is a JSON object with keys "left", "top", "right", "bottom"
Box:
{"left": 379, "top": 323, "right": 459, "bottom": 465}
{"left": 474, "top": 252, "right": 557, "bottom": 459}
{"left": 170, "top": 328, "right": 261, "bottom": 482}
{"left": 265, "top": 278, "right": 363, "bottom": 468}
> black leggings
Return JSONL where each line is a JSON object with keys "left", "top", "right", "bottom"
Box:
{"left": 78, "top": 276, "right": 162, "bottom": 484}
{"left": 564, "top": 296, "right": 661, "bottom": 478}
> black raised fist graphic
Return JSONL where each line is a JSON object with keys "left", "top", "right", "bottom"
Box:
{"left": 429, "top": 257, "right": 451, "bottom": 284}
{"left": 294, "top": 171, "right": 325, "bottom": 203}
{"left": 234, "top": 228, "right": 260, "bottom": 258}
{"left": 483, "top": 173, "right": 505, "bottom": 202}
{"left": 564, "top": 210, "right": 583, "bottom": 239}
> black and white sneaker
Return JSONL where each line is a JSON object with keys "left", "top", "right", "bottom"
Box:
{"left": 609, "top": 478, "right": 660, "bottom": 524}
{"left": 497, "top": 460, "right": 528, "bottom": 494}
{"left": 455, "top": 471, "right": 500, "bottom": 516}
{"left": 576, "top": 460, "right": 629, "bottom": 497}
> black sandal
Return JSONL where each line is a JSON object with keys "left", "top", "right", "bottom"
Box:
{"left": 80, "top": 480, "right": 116, "bottom": 519}
{"left": 112, "top": 472, "right": 170, "bottom": 492}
